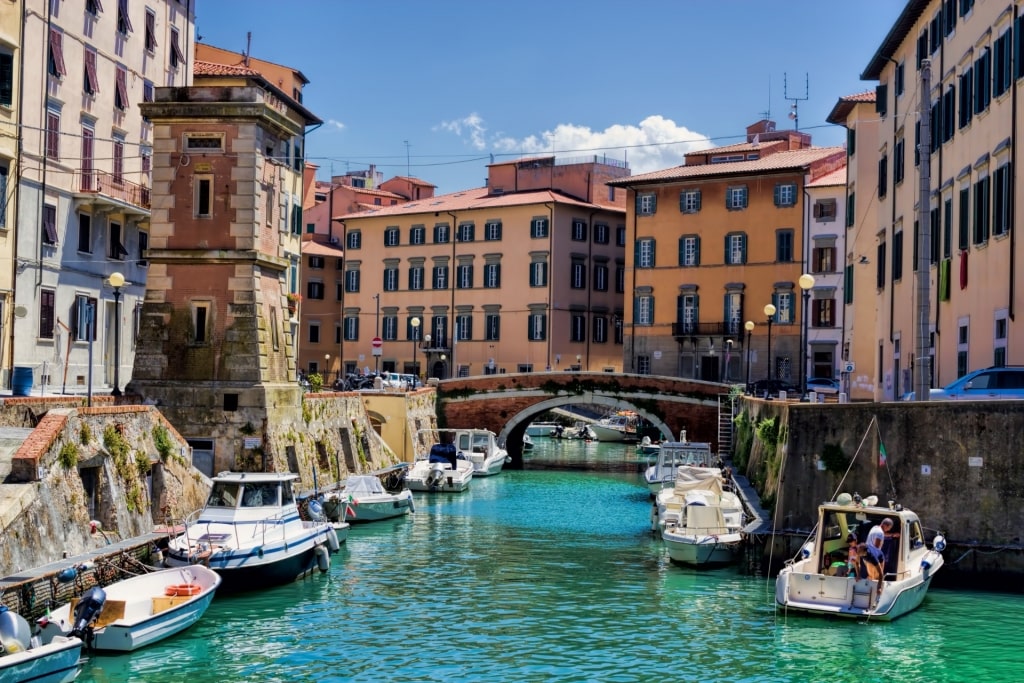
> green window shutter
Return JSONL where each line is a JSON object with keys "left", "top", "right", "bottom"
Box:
{"left": 354, "top": 271, "right": 360, "bottom": 291}
{"left": 678, "top": 237, "right": 685, "bottom": 265}
{"left": 845, "top": 264, "right": 854, "bottom": 304}
{"left": 495, "top": 265, "right": 501, "bottom": 288}
{"left": 634, "top": 240, "right": 641, "bottom": 266}
{"left": 633, "top": 297, "right": 640, "bottom": 324}
{"left": 540, "top": 314, "right": 546, "bottom": 340}
{"left": 773, "top": 184, "right": 781, "bottom": 207}
{"left": 693, "top": 295, "right": 699, "bottom": 324}
{"left": 676, "top": 294, "right": 684, "bottom": 323}
{"left": 876, "top": 84, "right": 888, "bottom": 115}
{"left": 649, "top": 296, "right": 655, "bottom": 324}
{"left": 771, "top": 292, "right": 779, "bottom": 321}
{"left": 541, "top": 262, "right": 548, "bottom": 285}
{"left": 695, "top": 191, "right": 701, "bottom": 211}
{"left": 695, "top": 237, "right": 701, "bottom": 265}
{"left": 724, "top": 234, "right": 730, "bottom": 262}
{"left": 741, "top": 234, "right": 748, "bottom": 264}
{"left": 635, "top": 194, "right": 642, "bottom": 214}
{"left": 650, "top": 239, "right": 656, "bottom": 267}
{"left": 650, "top": 195, "right": 657, "bottom": 213}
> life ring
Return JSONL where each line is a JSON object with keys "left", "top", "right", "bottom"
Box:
{"left": 164, "top": 583, "right": 201, "bottom": 597}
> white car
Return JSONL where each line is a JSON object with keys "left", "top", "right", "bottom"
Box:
{"left": 806, "top": 377, "right": 840, "bottom": 395}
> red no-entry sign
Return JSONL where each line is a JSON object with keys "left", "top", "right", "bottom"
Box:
{"left": 371, "top": 337, "right": 382, "bottom": 356}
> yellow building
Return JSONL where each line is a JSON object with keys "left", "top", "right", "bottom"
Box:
{"left": 609, "top": 121, "right": 845, "bottom": 389}
{"left": 0, "top": 0, "right": 21, "bottom": 384}
{"left": 827, "top": 91, "right": 881, "bottom": 401}
{"left": 333, "top": 156, "right": 628, "bottom": 379}
{"left": 862, "top": 0, "right": 1023, "bottom": 399}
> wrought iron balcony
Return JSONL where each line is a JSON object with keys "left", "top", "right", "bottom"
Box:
{"left": 672, "top": 321, "right": 744, "bottom": 339}
{"left": 73, "top": 170, "right": 151, "bottom": 216}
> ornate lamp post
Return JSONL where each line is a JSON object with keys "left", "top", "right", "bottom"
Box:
{"left": 424, "top": 333, "right": 431, "bottom": 379}
{"left": 108, "top": 272, "right": 125, "bottom": 397}
{"left": 798, "top": 273, "right": 816, "bottom": 396}
{"left": 763, "top": 303, "right": 776, "bottom": 382}
{"left": 324, "top": 353, "right": 331, "bottom": 385}
{"left": 411, "top": 317, "right": 420, "bottom": 379}
{"left": 744, "top": 320, "right": 755, "bottom": 390}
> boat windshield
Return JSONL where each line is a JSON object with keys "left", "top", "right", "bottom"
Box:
{"left": 207, "top": 482, "right": 240, "bottom": 508}
{"left": 281, "top": 481, "right": 295, "bottom": 506}
{"left": 241, "top": 482, "right": 280, "bottom": 507}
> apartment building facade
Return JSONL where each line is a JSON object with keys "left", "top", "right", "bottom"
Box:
{"left": 863, "top": 0, "right": 1023, "bottom": 400}
{"left": 333, "top": 156, "right": 628, "bottom": 379}
{"left": 0, "top": 1, "right": 22, "bottom": 385}
{"left": 13, "top": 0, "right": 194, "bottom": 392}
{"left": 609, "top": 121, "right": 846, "bottom": 389}
{"left": 804, "top": 167, "right": 848, "bottom": 385}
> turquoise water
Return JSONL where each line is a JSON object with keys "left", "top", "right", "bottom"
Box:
{"left": 77, "top": 440, "right": 1024, "bottom": 682}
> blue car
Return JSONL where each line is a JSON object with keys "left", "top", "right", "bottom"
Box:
{"left": 902, "top": 367, "right": 1024, "bottom": 400}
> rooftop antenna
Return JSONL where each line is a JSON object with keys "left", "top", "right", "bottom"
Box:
{"left": 403, "top": 140, "right": 411, "bottom": 177}
{"left": 784, "top": 72, "right": 809, "bottom": 131}
{"left": 761, "top": 74, "right": 772, "bottom": 121}
{"left": 243, "top": 32, "right": 251, "bottom": 67}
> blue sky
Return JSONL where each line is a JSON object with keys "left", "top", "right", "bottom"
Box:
{"left": 195, "top": 1, "right": 905, "bottom": 194}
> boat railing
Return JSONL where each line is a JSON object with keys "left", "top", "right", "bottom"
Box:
{"left": 174, "top": 508, "right": 289, "bottom": 553}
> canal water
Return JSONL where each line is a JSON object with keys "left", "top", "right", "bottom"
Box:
{"left": 79, "top": 439, "right": 1024, "bottom": 682}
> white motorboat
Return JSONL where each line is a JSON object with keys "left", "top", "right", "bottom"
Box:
{"left": 636, "top": 436, "right": 660, "bottom": 457}
{"left": 0, "top": 607, "right": 81, "bottom": 683}
{"left": 522, "top": 433, "right": 534, "bottom": 451}
{"left": 421, "top": 428, "right": 508, "bottom": 477}
{"left": 589, "top": 412, "right": 640, "bottom": 442}
{"left": 36, "top": 565, "right": 220, "bottom": 652}
{"left": 406, "top": 434, "right": 475, "bottom": 492}
{"left": 643, "top": 440, "right": 714, "bottom": 495}
{"left": 654, "top": 466, "right": 745, "bottom": 567}
{"left": 164, "top": 472, "right": 340, "bottom": 590}
{"left": 327, "top": 475, "right": 414, "bottom": 522}
{"left": 525, "top": 421, "right": 561, "bottom": 437}
{"left": 775, "top": 493, "right": 946, "bottom": 621}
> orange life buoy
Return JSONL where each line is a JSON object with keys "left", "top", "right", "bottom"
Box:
{"left": 164, "top": 583, "right": 201, "bottom": 597}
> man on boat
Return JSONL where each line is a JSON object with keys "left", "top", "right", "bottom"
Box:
{"left": 857, "top": 542, "right": 885, "bottom": 609}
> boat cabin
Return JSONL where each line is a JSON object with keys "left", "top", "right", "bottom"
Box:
{"left": 815, "top": 502, "right": 925, "bottom": 581}
{"left": 206, "top": 475, "right": 297, "bottom": 509}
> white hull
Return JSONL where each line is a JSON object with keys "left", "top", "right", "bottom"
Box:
{"left": 468, "top": 452, "right": 507, "bottom": 476}
{"left": 405, "top": 460, "right": 474, "bottom": 492}
{"left": 588, "top": 424, "right": 630, "bottom": 442}
{"left": 663, "top": 532, "right": 743, "bottom": 566}
{"left": 525, "top": 422, "right": 560, "bottom": 437}
{"left": 0, "top": 636, "right": 81, "bottom": 683}
{"left": 39, "top": 566, "right": 220, "bottom": 652}
{"left": 347, "top": 491, "right": 414, "bottom": 522}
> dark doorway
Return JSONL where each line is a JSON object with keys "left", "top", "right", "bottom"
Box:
{"left": 700, "top": 355, "right": 718, "bottom": 382}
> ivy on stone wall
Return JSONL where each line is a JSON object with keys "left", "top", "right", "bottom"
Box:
{"left": 820, "top": 443, "right": 850, "bottom": 474}
{"left": 733, "top": 410, "right": 753, "bottom": 470}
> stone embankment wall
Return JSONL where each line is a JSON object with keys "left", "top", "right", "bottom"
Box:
{"left": 736, "top": 397, "right": 1024, "bottom": 584}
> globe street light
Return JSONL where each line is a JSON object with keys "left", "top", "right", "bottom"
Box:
{"left": 108, "top": 272, "right": 125, "bottom": 397}
{"left": 424, "top": 333, "right": 431, "bottom": 379}
{"left": 763, "top": 303, "right": 777, "bottom": 382}
{"left": 325, "top": 353, "right": 331, "bottom": 386}
{"left": 411, "top": 317, "right": 420, "bottom": 379}
{"left": 798, "top": 273, "right": 816, "bottom": 396}
{"left": 744, "top": 320, "right": 755, "bottom": 390}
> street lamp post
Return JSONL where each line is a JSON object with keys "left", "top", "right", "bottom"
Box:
{"left": 440, "top": 353, "right": 447, "bottom": 378}
{"left": 763, "top": 303, "right": 776, "bottom": 382}
{"left": 411, "top": 317, "right": 420, "bottom": 379}
{"left": 744, "top": 320, "right": 755, "bottom": 390}
{"left": 575, "top": 354, "right": 581, "bottom": 371}
{"left": 424, "top": 333, "right": 431, "bottom": 379}
{"left": 798, "top": 273, "right": 816, "bottom": 396}
{"left": 108, "top": 272, "right": 125, "bottom": 397}
{"left": 373, "top": 294, "right": 380, "bottom": 376}
{"left": 325, "top": 353, "right": 331, "bottom": 386}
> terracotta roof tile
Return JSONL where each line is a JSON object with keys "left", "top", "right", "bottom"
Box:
{"left": 389, "top": 176, "right": 437, "bottom": 187}
{"left": 685, "top": 140, "right": 784, "bottom": 158}
{"left": 337, "top": 186, "right": 614, "bottom": 220}
{"left": 609, "top": 147, "right": 847, "bottom": 186}
{"left": 193, "top": 60, "right": 261, "bottom": 77}
{"left": 806, "top": 166, "right": 848, "bottom": 188}
{"left": 302, "top": 240, "right": 344, "bottom": 256}
{"left": 840, "top": 90, "right": 876, "bottom": 103}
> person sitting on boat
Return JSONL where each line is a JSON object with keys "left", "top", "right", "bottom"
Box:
{"left": 857, "top": 542, "right": 885, "bottom": 608}
{"left": 845, "top": 533, "right": 859, "bottom": 577}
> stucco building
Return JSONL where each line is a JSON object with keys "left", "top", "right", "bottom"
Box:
{"left": 0, "top": 1, "right": 23, "bottom": 386}
{"left": 334, "top": 156, "right": 629, "bottom": 379}
{"left": 609, "top": 121, "right": 846, "bottom": 390}
{"left": 862, "top": 0, "right": 1024, "bottom": 399}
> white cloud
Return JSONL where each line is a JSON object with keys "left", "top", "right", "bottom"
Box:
{"left": 327, "top": 119, "right": 345, "bottom": 131}
{"left": 440, "top": 114, "right": 713, "bottom": 173}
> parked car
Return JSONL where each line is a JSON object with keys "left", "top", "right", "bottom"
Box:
{"left": 748, "top": 379, "right": 799, "bottom": 397}
{"left": 902, "top": 366, "right": 1024, "bottom": 400}
{"left": 806, "top": 377, "right": 841, "bottom": 395}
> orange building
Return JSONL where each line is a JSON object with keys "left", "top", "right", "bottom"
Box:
{"left": 333, "top": 156, "right": 629, "bottom": 379}
{"left": 610, "top": 121, "right": 845, "bottom": 389}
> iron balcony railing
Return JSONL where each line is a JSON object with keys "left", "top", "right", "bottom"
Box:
{"left": 672, "top": 321, "right": 744, "bottom": 338}
{"left": 76, "top": 169, "right": 151, "bottom": 210}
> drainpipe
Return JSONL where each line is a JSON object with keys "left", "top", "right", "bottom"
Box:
{"left": 802, "top": 185, "right": 812, "bottom": 384}
{"left": 9, "top": 1, "right": 28, "bottom": 378}
{"left": 887, "top": 57, "right": 898, "bottom": 348}
{"left": 37, "top": 4, "right": 52, "bottom": 291}
{"left": 585, "top": 208, "right": 597, "bottom": 370}
{"left": 447, "top": 211, "right": 457, "bottom": 378}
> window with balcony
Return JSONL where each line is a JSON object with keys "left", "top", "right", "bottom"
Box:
{"left": 678, "top": 293, "right": 698, "bottom": 334}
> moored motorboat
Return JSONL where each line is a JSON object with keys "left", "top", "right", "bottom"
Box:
{"left": 775, "top": 493, "right": 945, "bottom": 621}
{"left": 36, "top": 565, "right": 220, "bottom": 652}
{"left": 525, "top": 421, "right": 561, "bottom": 437}
{"left": 406, "top": 434, "right": 475, "bottom": 492}
{"left": 589, "top": 412, "right": 640, "bottom": 442}
{"left": 327, "top": 475, "right": 414, "bottom": 522}
{"left": 643, "top": 440, "right": 714, "bottom": 495}
{"left": 164, "top": 472, "right": 340, "bottom": 590}
{"left": 655, "top": 465, "right": 745, "bottom": 567}
{"left": 0, "top": 607, "right": 81, "bottom": 683}
{"left": 522, "top": 433, "right": 534, "bottom": 451}
{"left": 636, "top": 436, "right": 660, "bottom": 457}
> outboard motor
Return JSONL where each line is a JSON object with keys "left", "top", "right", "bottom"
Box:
{"left": 70, "top": 586, "right": 107, "bottom": 639}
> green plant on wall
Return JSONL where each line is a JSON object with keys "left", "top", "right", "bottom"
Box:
{"left": 135, "top": 450, "right": 152, "bottom": 477}
{"left": 820, "top": 443, "right": 851, "bottom": 474}
{"left": 307, "top": 372, "right": 323, "bottom": 393}
{"left": 104, "top": 425, "right": 133, "bottom": 481}
{"left": 58, "top": 441, "right": 79, "bottom": 469}
{"left": 302, "top": 401, "right": 313, "bottom": 424}
{"left": 756, "top": 416, "right": 779, "bottom": 448}
{"left": 79, "top": 423, "right": 92, "bottom": 446}
{"left": 152, "top": 425, "right": 174, "bottom": 460}
{"left": 733, "top": 410, "right": 753, "bottom": 470}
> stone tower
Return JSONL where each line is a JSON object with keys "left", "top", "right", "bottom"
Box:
{"left": 134, "top": 65, "right": 320, "bottom": 475}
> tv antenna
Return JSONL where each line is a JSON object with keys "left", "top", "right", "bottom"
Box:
{"left": 403, "top": 140, "right": 411, "bottom": 177}
{"left": 784, "top": 72, "right": 809, "bottom": 130}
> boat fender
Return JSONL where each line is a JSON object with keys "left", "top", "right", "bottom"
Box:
{"left": 800, "top": 542, "right": 814, "bottom": 560}
{"left": 326, "top": 529, "right": 341, "bottom": 553}
{"left": 314, "top": 544, "right": 330, "bottom": 573}
{"left": 256, "top": 547, "right": 264, "bottom": 559}
{"left": 932, "top": 534, "right": 946, "bottom": 552}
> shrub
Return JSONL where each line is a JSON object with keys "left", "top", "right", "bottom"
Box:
{"left": 58, "top": 441, "right": 79, "bottom": 469}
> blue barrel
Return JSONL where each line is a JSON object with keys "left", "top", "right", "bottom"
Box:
{"left": 11, "top": 367, "right": 32, "bottom": 396}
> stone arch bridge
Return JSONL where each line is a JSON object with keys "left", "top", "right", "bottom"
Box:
{"left": 434, "top": 372, "right": 730, "bottom": 467}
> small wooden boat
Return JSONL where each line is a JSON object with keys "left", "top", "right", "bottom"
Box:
{"left": 0, "top": 607, "right": 82, "bottom": 683}
{"left": 36, "top": 565, "right": 221, "bottom": 652}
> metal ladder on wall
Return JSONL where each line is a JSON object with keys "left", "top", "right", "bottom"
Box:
{"left": 717, "top": 394, "right": 734, "bottom": 458}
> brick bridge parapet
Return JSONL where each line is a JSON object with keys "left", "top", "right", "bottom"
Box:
{"left": 434, "top": 372, "right": 729, "bottom": 461}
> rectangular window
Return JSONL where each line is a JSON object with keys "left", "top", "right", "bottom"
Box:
{"left": 594, "top": 223, "right": 608, "bottom": 244}
{"left": 876, "top": 242, "right": 887, "bottom": 289}
{"left": 45, "top": 110, "right": 60, "bottom": 160}
{"left": 382, "top": 315, "right": 398, "bottom": 341}
{"left": 409, "top": 266, "right": 424, "bottom": 290}
{"left": 383, "top": 267, "right": 398, "bottom": 291}
{"left": 895, "top": 61, "right": 905, "bottom": 96}
{"left": 993, "top": 163, "right": 1011, "bottom": 237}
{"left": 846, "top": 192, "right": 855, "bottom": 227}
{"left": 384, "top": 227, "right": 399, "bottom": 246}
{"left": 170, "top": 27, "right": 186, "bottom": 69}
{"left": 0, "top": 51, "right": 12, "bottom": 106}
{"left": 571, "top": 261, "right": 586, "bottom": 289}
{"left": 457, "top": 264, "right": 473, "bottom": 289}
{"left": 48, "top": 28, "right": 66, "bottom": 77}
{"left": 812, "top": 298, "right": 836, "bottom": 327}
{"left": 78, "top": 213, "right": 91, "bottom": 253}
{"left": 345, "top": 270, "right": 360, "bottom": 293}
{"left": 958, "top": 186, "right": 970, "bottom": 249}
{"left": 774, "top": 292, "right": 793, "bottom": 324}
{"left": 144, "top": 9, "right": 157, "bottom": 51}
{"left": 113, "top": 137, "right": 124, "bottom": 183}
{"left": 994, "top": 30, "right": 1012, "bottom": 98}
{"left": 456, "top": 314, "right": 472, "bottom": 341}
{"left": 637, "top": 193, "right": 656, "bottom": 215}
{"left": 616, "top": 264, "right": 624, "bottom": 293}
{"left": 117, "top": 0, "right": 133, "bottom": 35}
{"left": 0, "top": 164, "right": 7, "bottom": 228}
{"left": 307, "top": 281, "right": 325, "bottom": 299}
{"left": 943, "top": 197, "right": 953, "bottom": 259}
{"left": 108, "top": 221, "right": 128, "bottom": 260}
{"left": 434, "top": 224, "right": 449, "bottom": 243}
{"left": 959, "top": 65, "right": 974, "bottom": 128}
{"left": 72, "top": 294, "right": 98, "bottom": 341}
{"left": 594, "top": 263, "right": 608, "bottom": 291}
{"left": 530, "top": 261, "right": 547, "bottom": 287}
{"left": 42, "top": 204, "right": 58, "bottom": 244}
{"left": 776, "top": 229, "right": 794, "bottom": 262}
{"left": 84, "top": 48, "right": 100, "bottom": 95}
{"left": 636, "top": 238, "right": 655, "bottom": 268}
{"left": 530, "top": 218, "right": 548, "bottom": 238}
{"left": 726, "top": 186, "right": 748, "bottom": 210}
{"left": 570, "top": 314, "right": 586, "bottom": 342}
{"left": 484, "top": 263, "right": 500, "bottom": 288}
{"left": 485, "top": 221, "right": 501, "bottom": 241}
{"left": 893, "top": 230, "right": 904, "bottom": 281}
{"left": 571, "top": 219, "right": 586, "bottom": 241}
{"left": 432, "top": 265, "right": 448, "bottom": 289}
{"left": 192, "top": 302, "right": 210, "bottom": 344}
{"left": 636, "top": 295, "right": 653, "bottom": 325}
{"left": 812, "top": 246, "right": 835, "bottom": 273}
{"left": 679, "top": 190, "right": 701, "bottom": 213}
{"left": 878, "top": 154, "right": 888, "bottom": 198}
{"left": 679, "top": 235, "right": 700, "bottom": 266}
{"left": 844, "top": 264, "right": 854, "bottom": 305}
{"left": 975, "top": 48, "right": 991, "bottom": 113}
{"left": 616, "top": 226, "right": 626, "bottom": 247}
{"left": 195, "top": 175, "right": 212, "bottom": 217}
{"left": 679, "top": 294, "right": 698, "bottom": 334}
{"left": 528, "top": 313, "right": 546, "bottom": 341}
{"left": 813, "top": 199, "right": 836, "bottom": 221}
{"left": 894, "top": 139, "right": 905, "bottom": 184}
{"left": 308, "top": 322, "right": 321, "bottom": 345}
{"left": 457, "top": 223, "right": 474, "bottom": 242}
{"left": 410, "top": 226, "right": 425, "bottom": 244}
{"left": 485, "top": 313, "right": 500, "bottom": 341}
{"left": 973, "top": 176, "right": 990, "bottom": 244}
{"left": 593, "top": 316, "right": 608, "bottom": 344}
{"left": 774, "top": 183, "right": 797, "bottom": 207}
{"left": 725, "top": 233, "right": 746, "bottom": 265}
{"left": 40, "top": 289, "right": 55, "bottom": 339}
{"left": 138, "top": 230, "right": 148, "bottom": 266}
